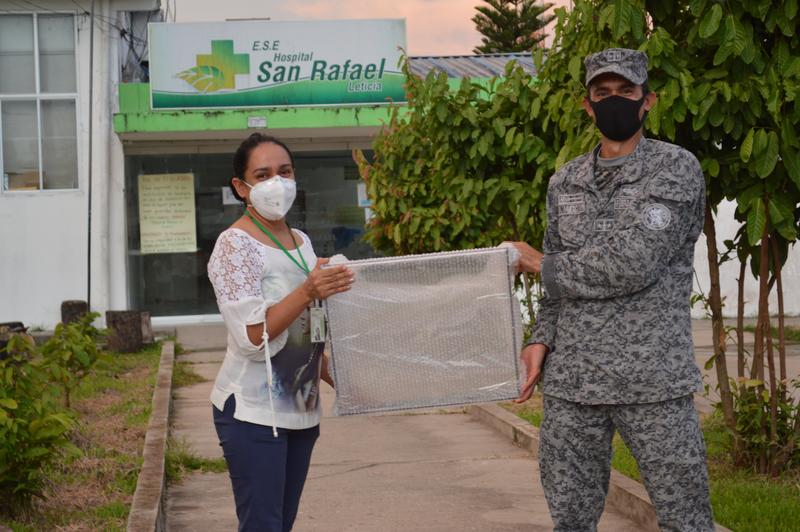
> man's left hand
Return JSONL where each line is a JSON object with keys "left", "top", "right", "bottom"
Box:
{"left": 514, "top": 343, "right": 547, "bottom": 403}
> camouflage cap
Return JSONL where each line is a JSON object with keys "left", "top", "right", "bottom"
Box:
{"left": 584, "top": 48, "right": 648, "bottom": 86}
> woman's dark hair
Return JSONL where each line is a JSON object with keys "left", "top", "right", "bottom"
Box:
{"left": 230, "top": 133, "right": 295, "bottom": 201}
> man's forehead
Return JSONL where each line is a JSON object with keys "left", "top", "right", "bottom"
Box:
{"left": 589, "top": 73, "right": 638, "bottom": 89}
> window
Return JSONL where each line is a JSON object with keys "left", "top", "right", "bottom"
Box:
{"left": 124, "top": 151, "right": 377, "bottom": 316}
{"left": 0, "top": 13, "right": 78, "bottom": 191}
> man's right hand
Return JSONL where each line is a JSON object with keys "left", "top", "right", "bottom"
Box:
{"left": 504, "top": 241, "right": 544, "bottom": 274}
{"left": 514, "top": 343, "right": 548, "bottom": 403}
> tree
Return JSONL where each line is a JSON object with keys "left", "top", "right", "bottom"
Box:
{"left": 643, "top": 0, "right": 800, "bottom": 475}
{"left": 354, "top": 58, "right": 555, "bottom": 332}
{"left": 518, "top": 0, "right": 800, "bottom": 475}
{"left": 41, "top": 313, "right": 103, "bottom": 408}
{"left": 355, "top": 59, "right": 553, "bottom": 256}
{"left": 363, "top": 0, "right": 800, "bottom": 475}
{"left": 473, "top": 0, "right": 556, "bottom": 53}
{"left": 0, "top": 336, "right": 77, "bottom": 514}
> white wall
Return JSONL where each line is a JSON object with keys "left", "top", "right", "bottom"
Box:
{"left": 0, "top": 192, "right": 88, "bottom": 328}
{"left": 0, "top": 0, "right": 158, "bottom": 329}
{"left": 693, "top": 200, "right": 800, "bottom": 318}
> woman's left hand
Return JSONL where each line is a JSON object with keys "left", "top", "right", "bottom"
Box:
{"left": 302, "top": 258, "right": 354, "bottom": 301}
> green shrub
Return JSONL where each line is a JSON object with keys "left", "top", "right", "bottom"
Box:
{"left": 41, "top": 313, "right": 104, "bottom": 408}
{"left": 730, "top": 380, "right": 800, "bottom": 472}
{"left": 0, "top": 336, "right": 78, "bottom": 515}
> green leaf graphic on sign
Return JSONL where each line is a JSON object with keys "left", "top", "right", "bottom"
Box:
{"left": 176, "top": 66, "right": 226, "bottom": 93}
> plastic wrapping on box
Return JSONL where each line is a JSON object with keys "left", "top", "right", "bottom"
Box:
{"left": 325, "top": 247, "right": 524, "bottom": 416}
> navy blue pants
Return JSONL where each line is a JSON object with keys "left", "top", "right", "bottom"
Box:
{"left": 213, "top": 395, "right": 319, "bottom": 532}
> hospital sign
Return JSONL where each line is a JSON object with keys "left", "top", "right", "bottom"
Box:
{"left": 148, "top": 19, "right": 407, "bottom": 110}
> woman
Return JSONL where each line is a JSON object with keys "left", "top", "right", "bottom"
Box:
{"left": 207, "top": 133, "right": 354, "bottom": 531}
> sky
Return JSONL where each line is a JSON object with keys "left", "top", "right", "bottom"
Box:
{"left": 171, "top": 0, "right": 569, "bottom": 56}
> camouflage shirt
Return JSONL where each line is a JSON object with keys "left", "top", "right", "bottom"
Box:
{"left": 529, "top": 137, "right": 706, "bottom": 404}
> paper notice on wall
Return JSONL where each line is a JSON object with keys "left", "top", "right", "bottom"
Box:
{"left": 138, "top": 173, "right": 197, "bottom": 254}
{"left": 356, "top": 182, "right": 371, "bottom": 207}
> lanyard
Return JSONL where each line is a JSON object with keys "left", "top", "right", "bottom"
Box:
{"left": 245, "top": 211, "right": 310, "bottom": 275}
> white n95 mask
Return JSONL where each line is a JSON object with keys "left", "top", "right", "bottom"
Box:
{"left": 245, "top": 176, "right": 296, "bottom": 220}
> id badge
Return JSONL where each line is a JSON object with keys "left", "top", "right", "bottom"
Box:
{"left": 310, "top": 306, "right": 326, "bottom": 343}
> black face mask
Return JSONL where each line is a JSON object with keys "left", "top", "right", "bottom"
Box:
{"left": 589, "top": 95, "right": 646, "bottom": 142}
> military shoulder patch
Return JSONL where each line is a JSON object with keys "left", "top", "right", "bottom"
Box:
{"left": 594, "top": 218, "right": 614, "bottom": 232}
{"left": 558, "top": 193, "right": 585, "bottom": 215}
{"left": 642, "top": 203, "right": 671, "bottom": 230}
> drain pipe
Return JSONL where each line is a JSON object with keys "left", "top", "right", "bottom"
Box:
{"left": 86, "top": 0, "right": 95, "bottom": 309}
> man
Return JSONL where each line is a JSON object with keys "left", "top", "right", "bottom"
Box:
{"left": 511, "top": 48, "right": 714, "bottom": 531}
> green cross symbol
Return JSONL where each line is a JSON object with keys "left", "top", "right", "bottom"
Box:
{"left": 196, "top": 40, "right": 250, "bottom": 90}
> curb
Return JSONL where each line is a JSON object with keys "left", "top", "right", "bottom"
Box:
{"left": 127, "top": 341, "right": 175, "bottom": 532}
{"left": 467, "top": 403, "right": 731, "bottom": 532}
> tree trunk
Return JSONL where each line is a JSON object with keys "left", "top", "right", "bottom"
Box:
{"left": 754, "top": 222, "right": 772, "bottom": 474}
{"left": 765, "top": 314, "right": 779, "bottom": 458}
{"left": 770, "top": 236, "right": 787, "bottom": 395}
{"left": 753, "top": 246, "right": 770, "bottom": 385}
{"left": 140, "top": 311, "right": 154, "bottom": 344}
{"left": 703, "top": 205, "right": 735, "bottom": 429}
{"left": 61, "top": 300, "right": 88, "bottom": 324}
{"left": 737, "top": 257, "right": 746, "bottom": 390}
{"left": 106, "top": 311, "right": 143, "bottom": 353}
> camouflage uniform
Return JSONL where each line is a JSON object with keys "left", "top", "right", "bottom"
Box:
{"left": 528, "top": 48, "right": 715, "bottom": 531}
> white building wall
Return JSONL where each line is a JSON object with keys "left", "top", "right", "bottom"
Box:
{"left": 693, "top": 200, "right": 800, "bottom": 318}
{"left": 0, "top": 0, "right": 157, "bottom": 329}
{"left": 0, "top": 192, "right": 87, "bottom": 328}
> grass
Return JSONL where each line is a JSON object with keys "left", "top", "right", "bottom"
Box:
{"left": 743, "top": 324, "right": 800, "bottom": 343}
{"left": 174, "top": 340, "right": 187, "bottom": 355}
{"left": 164, "top": 335, "right": 186, "bottom": 356}
{"left": 1, "top": 343, "right": 163, "bottom": 532}
{"left": 505, "top": 394, "right": 800, "bottom": 532}
{"left": 709, "top": 470, "right": 800, "bottom": 532}
{"left": 172, "top": 360, "right": 208, "bottom": 388}
{"left": 167, "top": 350, "right": 223, "bottom": 484}
{"left": 165, "top": 437, "right": 228, "bottom": 483}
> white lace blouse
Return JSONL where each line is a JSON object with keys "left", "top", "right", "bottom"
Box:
{"left": 207, "top": 228, "right": 323, "bottom": 430}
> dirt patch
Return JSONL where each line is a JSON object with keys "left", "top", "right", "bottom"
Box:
{"left": 7, "top": 350, "right": 160, "bottom": 531}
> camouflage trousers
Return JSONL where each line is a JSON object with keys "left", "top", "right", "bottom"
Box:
{"left": 539, "top": 394, "right": 714, "bottom": 532}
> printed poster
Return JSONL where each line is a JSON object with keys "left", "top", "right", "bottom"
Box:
{"left": 138, "top": 173, "right": 197, "bottom": 254}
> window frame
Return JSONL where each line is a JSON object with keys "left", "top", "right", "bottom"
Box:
{"left": 0, "top": 10, "right": 80, "bottom": 194}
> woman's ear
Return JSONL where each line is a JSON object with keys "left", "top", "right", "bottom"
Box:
{"left": 231, "top": 177, "right": 249, "bottom": 203}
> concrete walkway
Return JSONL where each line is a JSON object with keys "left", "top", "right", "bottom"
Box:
{"left": 165, "top": 325, "right": 642, "bottom": 531}
{"left": 691, "top": 317, "right": 800, "bottom": 409}
{"left": 165, "top": 320, "right": 799, "bottom": 531}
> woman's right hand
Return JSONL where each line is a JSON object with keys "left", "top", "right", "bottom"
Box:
{"left": 302, "top": 258, "right": 354, "bottom": 300}
{"left": 256, "top": 260, "right": 354, "bottom": 345}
